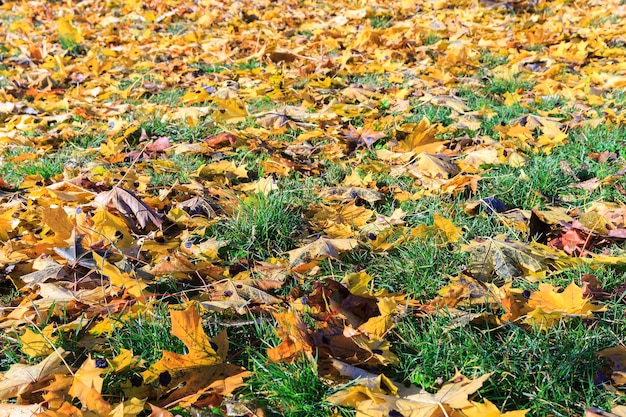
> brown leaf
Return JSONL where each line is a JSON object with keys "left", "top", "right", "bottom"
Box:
{"left": 598, "top": 346, "right": 626, "bottom": 387}
{"left": 581, "top": 274, "right": 612, "bottom": 301}
{"left": 95, "top": 187, "right": 163, "bottom": 230}
{"left": 145, "top": 136, "right": 172, "bottom": 152}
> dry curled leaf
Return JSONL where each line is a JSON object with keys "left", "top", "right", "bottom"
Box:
{"left": 95, "top": 187, "right": 163, "bottom": 230}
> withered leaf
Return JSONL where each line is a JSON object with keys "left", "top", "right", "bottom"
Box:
{"left": 461, "top": 237, "right": 545, "bottom": 281}
{"left": 320, "top": 186, "right": 382, "bottom": 203}
{"left": 95, "top": 187, "right": 163, "bottom": 230}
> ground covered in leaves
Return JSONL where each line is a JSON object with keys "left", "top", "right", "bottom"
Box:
{"left": 1, "top": 0, "right": 626, "bottom": 416}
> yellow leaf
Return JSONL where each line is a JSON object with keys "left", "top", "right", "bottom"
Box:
{"left": 238, "top": 177, "right": 278, "bottom": 196}
{"left": 196, "top": 160, "right": 248, "bottom": 179}
{"left": 367, "top": 226, "right": 422, "bottom": 252}
{"left": 89, "top": 303, "right": 149, "bottom": 336}
{"left": 395, "top": 118, "right": 446, "bottom": 154}
{"left": 181, "top": 88, "right": 211, "bottom": 105}
{"left": 329, "top": 371, "right": 491, "bottom": 417}
{"left": 267, "top": 310, "right": 313, "bottom": 363}
{"left": 140, "top": 304, "right": 249, "bottom": 407}
{"left": 503, "top": 92, "right": 520, "bottom": 106}
{"left": 19, "top": 324, "right": 57, "bottom": 358}
{"left": 40, "top": 205, "right": 73, "bottom": 245}
{"left": 100, "top": 137, "right": 125, "bottom": 158}
{"left": 462, "top": 399, "right": 528, "bottom": 417}
{"left": 0, "top": 349, "right": 67, "bottom": 400}
{"left": 286, "top": 237, "right": 358, "bottom": 268}
{"left": 524, "top": 281, "right": 606, "bottom": 329}
{"left": 433, "top": 213, "right": 463, "bottom": 243}
{"left": 311, "top": 201, "right": 374, "bottom": 236}
{"left": 109, "top": 349, "right": 140, "bottom": 372}
{"left": 408, "top": 153, "right": 460, "bottom": 180}
{"left": 57, "top": 16, "right": 83, "bottom": 43}
{"left": 68, "top": 357, "right": 109, "bottom": 413}
{"left": 87, "top": 207, "right": 134, "bottom": 248}
{"left": 108, "top": 397, "right": 146, "bottom": 417}
{"left": 342, "top": 271, "right": 374, "bottom": 296}
{"left": 141, "top": 303, "right": 221, "bottom": 383}
{"left": 0, "top": 208, "right": 19, "bottom": 241}
{"left": 92, "top": 252, "right": 148, "bottom": 298}
{"left": 458, "top": 147, "right": 500, "bottom": 172}
{"left": 358, "top": 297, "right": 397, "bottom": 338}
{"left": 211, "top": 98, "right": 248, "bottom": 123}
{"left": 351, "top": 335, "right": 399, "bottom": 366}
{"left": 343, "top": 169, "right": 373, "bottom": 187}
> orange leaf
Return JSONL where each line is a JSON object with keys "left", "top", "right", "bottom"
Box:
{"left": 267, "top": 310, "right": 313, "bottom": 363}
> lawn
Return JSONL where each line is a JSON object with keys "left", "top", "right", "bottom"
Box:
{"left": 0, "top": 0, "right": 625, "bottom": 416}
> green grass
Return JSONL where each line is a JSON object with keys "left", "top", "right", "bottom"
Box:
{"left": 245, "top": 358, "right": 350, "bottom": 417}
{"left": 207, "top": 191, "right": 306, "bottom": 262}
{"left": 0, "top": 147, "right": 95, "bottom": 186}
{"left": 423, "top": 32, "right": 442, "bottom": 46}
{"left": 484, "top": 77, "right": 536, "bottom": 96}
{"left": 144, "top": 153, "right": 207, "bottom": 186}
{"left": 406, "top": 103, "right": 455, "bottom": 125}
{"left": 146, "top": 87, "right": 187, "bottom": 106}
{"left": 139, "top": 116, "right": 216, "bottom": 142}
{"left": 479, "top": 49, "right": 509, "bottom": 68}
{"left": 370, "top": 16, "right": 393, "bottom": 29}
{"left": 394, "top": 313, "right": 622, "bottom": 416}
{"left": 191, "top": 59, "right": 262, "bottom": 75}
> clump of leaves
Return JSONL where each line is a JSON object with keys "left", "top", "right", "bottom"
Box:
{"left": 1, "top": 0, "right": 626, "bottom": 416}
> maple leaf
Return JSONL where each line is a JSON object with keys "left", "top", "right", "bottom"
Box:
{"left": 432, "top": 213, "right": 464, "bottom": 243}
{"left": 57, "top": 16, "right": 83, "bottom": 44}
{"left": 394, "top": 118, "right": 447, "bottom": 154}
{"left": 211, "top": 98, "right": 248, "bottom": 124}
{"left": 68, "top": 356, "right": 110, "bottom": 413}
{"left": 461, "top": 237, "right": 546, "bottom": 281}
{"left": 0, "top": 207, "right": 19, "bottom": 241}
{"left": 528, "top": 281, "right": 605, "bottom": 315}
{"left": 19, "top": 324, "right": 58, "bottom": 358}
{"left": 141, "top": 303, "right": 250, "bottom": 407}
{"left": 342, "top": 124, "right": 386, "bottom": 150}
{"left": 142, "top": 305, "right": 221, "bottom": 383}
{"left": 255, "top": 105, "right": 316, "bottom": 129}
{"left": 320, "top": 186, "right": 383, "bottom": 203}
{"left": 523, "top": 281, "right": 606, "bottom": 329}
{"left": 92, "top": 252, "right": 148, "bottom": 298}
{"left": 3, "top": 0, "right": 626, "bottom": 413}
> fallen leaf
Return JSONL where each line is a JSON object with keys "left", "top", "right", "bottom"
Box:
{"left": 0, "top": 349, "right": 67, "bottom": 400}
{"left": 461, "top": 399, "right": 528, "bottom": 416}
{"left": 95, "top": 187, "right": 163, "bottom": 230}
{"left": 267, "top": 310, "right": 313, "bottom": 363}
{"left": 461, "top": 238, "right": 546, "bottom": 281}
{"left": 286, "top": 237, "right": 358, "bottom": 268}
